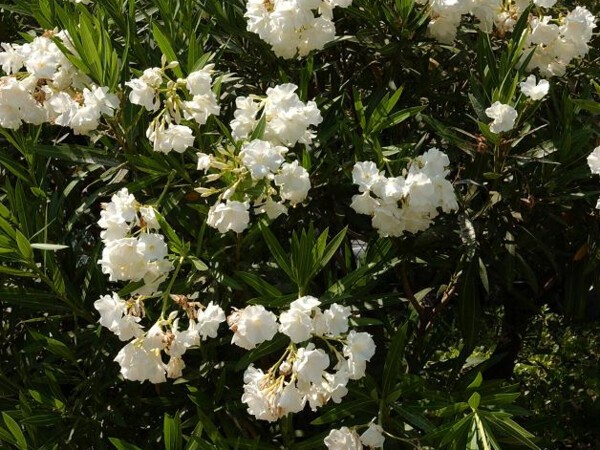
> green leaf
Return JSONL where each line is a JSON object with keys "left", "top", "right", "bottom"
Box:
{"left": 311, "top": 227, "right": 347, "bottom": 279}
{"left": 109, "top": 438, "right": 145, "bottom": 450}
{"left": 382, "top": 320, "right": 411, "bottom": 400}
{"left": 189, "top": 256, "right": 208, "bottom": 271}
{"left": 467, "top": 372, "right": 484, "bottom": 390}
{"left": 468, "top": 392, "right": 481, "bottom": 410}
{"left": 152, "top": 23, "right": 183, "bottom": 78}
{"left": 163, "top": 413, "right": 182, "bottom": 450}
{"left": 235, "top": 271, "right": 282, "bottom": 298}
{"left": 311, "top": 399, "right": 377, "bottom": 425}
{"left": 259, "top": 221, "right": 294, "bottom": 281}
{"left": 15, "top": 231, "right": 32, "bottom": 261}
{"left": 458, "top": 261, "right": 482, "bottom": 352}
{"left": 2, "top": 413, "right": 27, "bottom": 450}
{"left": 155, "top": 210, "right": 187, "bottom": 256}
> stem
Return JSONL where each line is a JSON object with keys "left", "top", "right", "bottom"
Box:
{"left": 161, "top": 256, "right": 184, "bottom": 316}
{"left": 156, "top": 170, "right": 176, "bottom": 207}
{"left": 474, "top": 412, "right": 491, "bottom": 450}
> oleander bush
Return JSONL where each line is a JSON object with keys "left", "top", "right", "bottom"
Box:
{"left": 0, "top": 0, "right": 598, "bottom": 449}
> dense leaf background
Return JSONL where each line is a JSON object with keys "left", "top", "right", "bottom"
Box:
{"left": 0, "top": 0, "right": 599, "bottom": 448}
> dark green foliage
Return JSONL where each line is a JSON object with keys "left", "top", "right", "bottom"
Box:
{"left": 0, "top": 0, "right": 599, "bottom": 449}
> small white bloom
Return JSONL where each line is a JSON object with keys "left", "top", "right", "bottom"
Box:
{"left": 324, "top": 427, "right": 362, "bottom": 450}
{"left": 197, "top": 302, "right": 226, "bottom": 340}
{"left": 344, "top": 330, "right": 376, "bottom": 362}
{"left": 279, "top": 307, "right": 314, "bottom": 343}
{"left": 228, "top": 305, "right": 278, "bottom": 349}
{"left": 293, "top": 345, "right": 330, "bottom": 384}
{"left": 360, "top": 422, "right": 385, "bottom": 448}
{"left": 139, "top": 206, "right": 159, "bottom": 230}
{"left": 166, "top": 356, "right": 185, "bottom": 378}
{"left": 114, "top": 339, "right": 166, "bottom": 383}
{"left": 186, "top": 65, "right": 214, "bottom": 95}
{"left": 519, "top": 75, "right": 549, "bottom": 101}
{"left": 485, "top": 101, "right": 518, "bottom": 133}
{"left": 125, "top": 79, "right": 159, "bottom": 112}
{"left": 587, "top": 146, "right": 600, "bottom": 175}
{"left": 240, "top": 139, "right": 288, "bottom": 180}
{"left": 206, "top": 200, "right": 250, "bottom": 234}
{"left": 274, "top": 161, "right": 311, "bottom": 205}
{"left": 196, "top": 152, "right": 213, "bottom": 171}
{"left": 353, "top": 161, "right": 383, "bottom": 192}
{"left": 324, "top": 303, "right": 351, "bottom": 336}
{"left": 182, "top": 93, "right": 220, "bottom": 125}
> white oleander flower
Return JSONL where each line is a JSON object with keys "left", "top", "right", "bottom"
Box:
{"left": 230, "top": 84, "right": 322, "bottom": 146}
{"left": 343, "top": 330, "right": 376, "bottom": 372}
{"left": 125, "top": 78, "right": 159, "bottom": 112}
{"left": 485, "top": 101, "right": 517, "bottom": 133}
{"left": 139, "top": 206, "right": 159, "bottom": 230}
{"left": 182, "top": 92, "right": 220, "bottom": 125}
{"left": 293, "top": 344, "right": 330, "bottom": 384}
{"left": 137, "top": 233, "right": 168, "bottom": 261}
{"left": 274, "top": 161, "right": 311, "bottom": 205}
{"left": 353, "top": 161, "right": 383, "bottom": 193}
{"left": 240, "top": 139, "right": 288, "bottom": 180}
{"left": 185, "top": 64, "right": 214, "bottom": 96}
{"left": 278, "top": 297, "right": 320, "bottom": 343}
{"left": 94, "top": 292, "right": 144, "bottom": 341}
{"left": 197, "top": 302, "right": 226, "bottom": 340}
{"left": 360, "top": 422, "right": 385, "bottom": 448}
{"left": 244, "top": 0, "right": 352, "bottom": 59}
{"left": 114, "top": 339, "right": 167, "bottom": 383}
{"left": 519, "top": 75, "right": 549, "bottom": 100}
{"left": 255, "top": 197, "right": 288, "bottom": 220}
{"left": 324, "top": 427, "right": 363, "bottom": 450}
{"left": 83, "top": 85, "right": 119, "bottom": 117}
{"left": 228, "top": 305, "right": 278, "bottom": 349}
{"left": 148, "top": 123, "right": 195, "bottom": 153}
{"left": 99, "top": 238, "right": 149, "bottom": 282}
{"left": 323, "top": 303, "right": 351, "bottom": 336}
{"left": 166, "top": 356, "right": 185, "bottom": 378}
{"left": 196, "top": 152, "right": 213, "bottom": 172}
{"left": 587, "top": 146, "right": 600, "bottom": 175}
{"left": 206, "top": 200, "right": 250, "bottom": 234}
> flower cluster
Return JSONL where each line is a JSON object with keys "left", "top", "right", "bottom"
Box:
{"left": 417, "top": 0, "right": 531, "bottom": 44}
{"left": 419, "top": 0, "right": 597, "bottom": 77}
{"left": 230, "top": 83, "right": 322, "bottom": 146}
{"left": 0, "top": 30, "right": 119, "bottom": 133}
{"left": 95, "top": 294, "right": 226, "bottom": 383}
{"left": 526, "top": 6, "right": 596, "bottom": 77}
{"left": 351, "top": 148, "right": 458, "bottom": 237}
{"left": 324, "top": 423, "right": 385, "bottom": 449}
{"left": 196, "top": 83, "right": 320, "bottom": 234}
{"left": 245, "top": 0, "right": 352, "bottom": 59}
{"left": 126, "top": 60, "right": 220, "bottom": 153}
{"left": 97, "top": 188, "right": 173, "bottom": 295}
{"left": 227, "top": 296, "right": 376, "bottom": 421}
